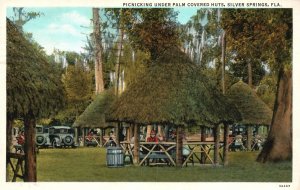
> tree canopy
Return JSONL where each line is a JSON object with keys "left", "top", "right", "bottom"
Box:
{"left": 105, "top": 8, "right": 180, "bottom": 61}
{"left": 221, "top": 9, "right": 292, "bottom": 73}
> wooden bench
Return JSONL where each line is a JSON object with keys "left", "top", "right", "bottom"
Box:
{"left": 7, "top": 152, "right": 25, "bottom": 182}
{"left": 13, "top": 145, "right": 39, "bottom": 154}
{"left": 13, "top": 145, "right": 24, "bottom": 153}
{"left": 139, "top": 152, "right": 176, "bottom": 166}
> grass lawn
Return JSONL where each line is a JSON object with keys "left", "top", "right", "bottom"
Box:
{"left": 35, "top": 147, "right": 292, "bottom": 182}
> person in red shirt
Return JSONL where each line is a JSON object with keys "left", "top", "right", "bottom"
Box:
{"left": 147, "top": 130, "right": 159, "bottom": 142}
{"left": 17, "top": 131, "right": 25, "bottom": 145}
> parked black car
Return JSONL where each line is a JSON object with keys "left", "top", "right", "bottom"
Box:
{"left": 49, "top": 126, "right": 78, "bottom": 148}
{"left": 35, "top": 125, "right": 51, "bottom": 148}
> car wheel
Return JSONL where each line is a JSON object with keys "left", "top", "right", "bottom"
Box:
{"left": 36, "top": 136, "right": 45, "bottom": 146}
{"left": 64, "top": 135, "right": 73, "bottom": 146}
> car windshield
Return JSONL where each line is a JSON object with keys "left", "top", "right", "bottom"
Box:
{"left": 53, "top": 128, "right": 68, "bottom": 134}
{"left": 36, "top": 127, "right": 43, "bottom": 134}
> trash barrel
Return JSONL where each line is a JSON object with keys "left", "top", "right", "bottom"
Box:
{"left": 106, "top": 146, "right": 124, "bottom": 167}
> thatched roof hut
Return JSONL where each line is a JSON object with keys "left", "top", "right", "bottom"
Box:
{"left": 109, "top": 47, "right": 241, "bottom": 166}
{"left": 7, "top": 18, "right": 64, "bottom": 118}
{"left": 109, "top": 47, "right": 241, "bottom": 127}
{"left": 73, "top": 91, "right": 115, "bottom": 128}
{"left": 227, "top": 81, "right": 272, "bottom": 126}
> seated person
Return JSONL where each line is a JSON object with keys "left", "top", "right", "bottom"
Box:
{"left": 146, "top": 130, "right": 159, "bottom": 142}
{"left": 168, "top": 130, "right": 176, "bottom": 142}
{"left": 86, "top": 130, "right": 93, "bottom": 142}
{"left": 235, "top": 133, "right": 243, "bottom": 145}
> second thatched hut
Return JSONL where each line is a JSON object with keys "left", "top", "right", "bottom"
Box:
{"left": 227, "top": 81, "right": 273, "bottom": 150}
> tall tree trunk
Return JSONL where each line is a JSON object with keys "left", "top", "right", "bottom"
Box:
{"left": 257, "top": 68, "right": 292, "bottom": 162}
{"left": 133, "top": 124, "right": 140, "bottom": 165}
{"left": 223, "top": 123, "right": 229, "bottom": 166}
{"left": 116, "top": 9, "right": 124, "bottom": 96}
{"left": 24, "top": 112, "right": 37, "bottom": 182}
{"left": 248, "top": 62, "right": 253, "bottom": 88}
{"left": 6, "top": 114, "right": 13, "bottom": 181}
{"left": 214, "top": 125, "right": 220, "bottom": 165}
{"left": 221, "top": 31, "right": 226, "bottom": 94}
{"left": 176, "top": 125, "right": 183, "bottom": 167}
{"left": 93, "top": 8, "right": 104, "bottom": 94}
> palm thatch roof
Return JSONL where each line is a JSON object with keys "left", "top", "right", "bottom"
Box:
{"left": 109, "top": 47, "right": 241, "bottom": 127}
{"left": 7, "top": 18, "right": 64, "bottom": 118}
{"left": 72, "top": 91, "right": 116, "bottom": 128}
{"left": 227, "top": 81, "right": 272, "bottom": 125}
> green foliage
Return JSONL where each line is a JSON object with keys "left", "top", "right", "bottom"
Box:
{"left": 105, "top": 8, "right": 179, "bottom": 60}
{"left": 228, "top": 59, "right": 266, "bottom": 86}
{"left": 11, "top": 7, "right": 43, "bottom": 31}
{"left": 56, "top": 63, "right": 94, "bottom": 124}
{"left": 121, "top": 43, "right": 149, "bottom": 86}
{"left": 7, "top": 18, "right": 64, "bottom": 119}
{"left": 221, "top": 9, "right": 292, "bottom": 73}
{"left": 65, "top": 51, "right": 81, "bottom": 65}
{"left": 182, "top": 9, "right": 222, "bottom": 66}
{"left": 256, "top": 74, "right": 277, "bottom": 109}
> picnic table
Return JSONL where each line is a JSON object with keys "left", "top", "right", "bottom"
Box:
{"left": 120, "top": 141, "right": 134, "bottom": 164}
{"left": 182, "top": 141, "right": 224, "bottom": 166}
{"left": 120, "top": 141, "right": 224, "bottom": 167}
{"left": 84, "top": 135, "right": 102, "bottom": 147}
{"left": 139, "top": 142, "right": 176, "bottom": 166}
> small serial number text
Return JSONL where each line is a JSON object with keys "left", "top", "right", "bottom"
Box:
{"left": 279, "top": 184, "right": 290, "bottom": 188}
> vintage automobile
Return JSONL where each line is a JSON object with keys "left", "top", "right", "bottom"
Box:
{"left": 35, "top": 125, "right": 51, "bottom": 148}
{"left": 49, "top": 126, "right": 78, "bottom": 148}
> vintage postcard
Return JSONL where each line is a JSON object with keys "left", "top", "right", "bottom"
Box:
{"left": 0, "top": 0, "right": 299, "bottom": 190}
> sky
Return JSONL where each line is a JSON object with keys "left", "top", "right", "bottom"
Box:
{"left": 6, "top": 7, "right": 198, "bottom": 55}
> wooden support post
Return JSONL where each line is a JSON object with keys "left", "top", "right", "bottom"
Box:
{"left": 176, "top": 125, "right": 183, "bottom": 167}
{"left": 223, "top": 123, "right": 229, "bottom": 166}
{"left": 82, "top": 128, "right": 86, "bottom": 147}
{"left": 133, "top": 124, "right": 140, "bottom": 165}
{"left": 200, "top": 126, "right": 206, "bottom": 163}
{"left": 24, "top": 112, "right": 37, "bottom": 182}
{"left": 126, "top": 127, "right": 130, "bottom": 141}
{"left": 146, "top": 125, "right": 152, "bottom": 140}
{"left": 214, "top": 125, "right": 220, "bottom": 165}
{"left": 74, "top": 127, "right": 78, "bottom": 145}
{"left": 115, "top": 123, "right": 120, "bottom": 146}
{"left": 130, "top": 124, "right": 134, "bottom": 138}
{"left": 247, "top": 126, "right": 252, "bottom": 151}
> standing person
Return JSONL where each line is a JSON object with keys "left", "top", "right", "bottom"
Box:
{"left": 108, "top": 131, "right": 116, "bottom": 146}
{"left": 16, "top": 130, "right": 25, "bottom": 152}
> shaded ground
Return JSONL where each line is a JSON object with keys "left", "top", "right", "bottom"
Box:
{"left": 33, "top": 147, "right": 292, "bottom": 182}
